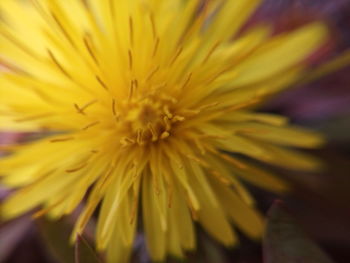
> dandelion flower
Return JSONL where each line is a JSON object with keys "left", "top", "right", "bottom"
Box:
{"left": 0, "top": 0, "right": 327, "bottom": 262}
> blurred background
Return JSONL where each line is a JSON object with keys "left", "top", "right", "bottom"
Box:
{"left": 1, "top": 0, "right": 350, "bottom": 262}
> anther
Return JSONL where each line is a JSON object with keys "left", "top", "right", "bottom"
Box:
{"left": 136, "top": 129, "right": 144, "bottom": 145}
{"left": 160, "top": 131, "right": 170, "bottom": 139}
{"left": 163, "top": 116, "right": 171, "bottom": 131}
{"left": 171, "top": 115, "right": 185, "bottom": 122}
{"left": 120, "top": 137, "right": 135, "bottom": 146}
{"left": 163, "top": 105, "right": 173, "bottom": 118}
{"left": 147, "top": 123, "right": 158, "bottom": 141}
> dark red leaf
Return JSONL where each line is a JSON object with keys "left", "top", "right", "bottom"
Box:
{"left": 263, "top": 200, "right": 335, "bottom": 263}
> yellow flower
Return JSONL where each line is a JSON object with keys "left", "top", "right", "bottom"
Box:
{"left": 0, "top": 0, "right": 327, "bottom": 262}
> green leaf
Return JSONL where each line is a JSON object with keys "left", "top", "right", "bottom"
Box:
{"left": 263, "top": 200, "right": 335, "bottom": 263}
{"left": 37, "top": 217, "right": 102, "bottom": 263}
{"left": 75, "top": 234, "right": 103, "bottom": 263}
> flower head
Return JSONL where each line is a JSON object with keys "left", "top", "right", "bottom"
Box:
{"left": 0, "top": 0, "right": 327, "bottom": 262}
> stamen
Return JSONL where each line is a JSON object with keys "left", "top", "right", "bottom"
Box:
{"left": 128, "top": 49, "right": 133, "bottom": 70}
{"left": 133, "top": 79, "right": 139, "bottom": 89}
{"left": 236, "top": 128, "right": 268, "bottom": 135}
{"left": 180, "top": 109, "right": 200, "bottom": 116}
{"left": 202, "top": 41, "right": 221, "bottom": 64}
{"left": 128, "top": 79, "right": 135, "bottom": 101}
{"left": 32, "top": 197, "right": 65, "bottom": 218}
{"left": 227, "top": 97, "right": 261, "bottom": 111}
{"left": 83, "top": 33, "right": 99, "bottom": 65}
{"left": 50, "top": 11, "right": 76, "bottom": 48}
{"left": 152, "top": 173, "right": 161, "bottom": 195}
{"left": 146, "top": 65, "right": 160, "bottom": 81}
{"left": 74, "top": 99, "right": 98, "bottom": 115}
{"left": 149, "top": 13, "right": 157, "bottom": 39}
{"left": 129, "top": 190, "right": 138, "bottom": 225}
{"left": 193, "top": 138, "right": 206, "bottom": 155}
{"left": 197, "top": 101, "right": 219, "bottom": 112}
{"left": 111, "top": 99, "right": 120, "bottom": 121}
{"left": 186, "top": 194, "right": 199, "bottom": 221}
{"left": 206, "top": 67, "right": 234, "bottom": 85}
{"left": 66, "top": 163, "right": 87, "bottom": 173}
{"left": 47, "top": 49, "right": 72, "bottom": 79}
{"left": 82, "top": 121, "right": 100, "bottom": 130}
{"left": 153, "top": 82, "right": 167, "bottom": 92}
{"left": 1, "top": 28, "right": 37, "bottom": 59}
{"left": 186, "top": 154, "right": 210, "bottom": 168}
{"left": 80, "top": 99, "right": 98, "bottom": 111}
{"left": 96, "top": 75, "right": 109, "bottom": 90}
{"left": 152, "top": 37, "right": 160, "bottom": 58}
{"left": 29, "top": 87, "right": 55, "bottom": 103}
{"left": 210, "top": 170, "right": 231, "bottom": 185}
{"left": 169, "top": 46, "right": 183, "bottom": 66}
{"left": 15, "top": 113, "right": 53, "bottom": 122}
{"left": 50, "top": 137, "right": 75, "bottom": 143}
{"left": 181, "top": 72, "right": 193, "bottom": 90}
{"left": 201, "top": 134, "right": 228, "bottom": 140}
{"left": 111, "top": 99, "right": 117, "bottom": 116}
{"left": 219, "top": 153, "right": 247, "bottom": 170}
{"left": 129, "top": 16, "right": 134, "bottom": 46}
{"left": 109, "top": 0, "right": 116, "bottom": 18}
{"left": 74, "top": 103, "right": 85, "bottom": 115}
{"left": 167, "top": 185, "right": 173, "bottom": 208}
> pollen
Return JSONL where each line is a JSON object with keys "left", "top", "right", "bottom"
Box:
{"left": 115, "top": 91, "right": 182, "bottom": 145}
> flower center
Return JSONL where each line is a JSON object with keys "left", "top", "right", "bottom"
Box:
{"left": 117, "top": 93, "right": 184, "bottom": 146}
